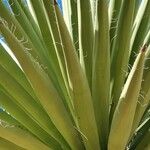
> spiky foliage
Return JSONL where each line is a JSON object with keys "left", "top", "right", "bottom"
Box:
{"left": 0, "top": 0, "right": 150, "bottom": 149}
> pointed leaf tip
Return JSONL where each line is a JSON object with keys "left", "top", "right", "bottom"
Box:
{"left": 54, "top": 0, "right": 58, "bottom": 5}
{"left": 141, "top": 44, "right": 148, "bottom": 52}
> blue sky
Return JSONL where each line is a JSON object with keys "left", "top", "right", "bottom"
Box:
{"left": 57, "top": 0, "right": 62, "bottom": 10}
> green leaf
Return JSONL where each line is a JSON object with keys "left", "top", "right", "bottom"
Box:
{"left": 8, "top": 0, "right": 47, "bottom": 57}
{"left": 0, "top": 121, "right": 51, "bottom": 150}
{"left": 28, "top": 0, "right": 61, "bottom": 69}
{"left": 110, "top": 0, "right": 136, "bottom": 121}
{"left": 62, "top": 0, "right": 79, "bottom": 51}
{"left": 128, "top": 116, "right": 150, "bottom": 149}
{"left": 0, "top": 89, "right": 61, "bottom": 149}
{"left": 130, "top": 0, "right": 150, "bottom": 66}
{"left": 0, "top": 20, "right": 83, "bottom": 150}
{"left": 0, "top": 110, "right": 21, "bottom": 127}
{"left": 109, "top": 0, "right": 123, "bottom": 52}
{"left": 77, "top": 0, "right": 94, "bottom": 88}
{"left": 0, "top": 1, "right": 63, "bottom": 96}
{"left": 92, "top": 0, "right": 110, "bottom": 149}
{"left": 0, "top": 1, "right": 41, "bottom": 59}
{"left": 136, "top": 130, "right": 150, "bottom": 150}
{"left": 61, "top": 0, "right": 73, "bottom": 37}
{"left": 130, "top": 45, "right": 150, "bottom": 134}
{"left": 0, "top": 137, "right": 25, "bottom": 150}
{"left": 108, "top": 45, "right": 147, "bottom": 150}
{"left": 15, "top": 0, "right": 42, "bottom": 39}
{"left": 53, "top": 3, "right": 100, "bottom": 150}
{"left": 0, "top": 65, "right": 69, "bottom": 148}
{"left": 42, "top": 0, "right": 76, "bottom": 124}
{"left": 0, "top": 43, "right": 37, "bottom": 101}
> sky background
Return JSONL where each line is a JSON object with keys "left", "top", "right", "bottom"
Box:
{"left": 57, "top": 0, "right": 62, "bottom": 10}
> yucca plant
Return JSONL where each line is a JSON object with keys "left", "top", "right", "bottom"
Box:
{"left": 0, "top": 0, "right": 150, "bottom": 149}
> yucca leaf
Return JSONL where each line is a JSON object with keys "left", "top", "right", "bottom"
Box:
{"left": 130, "top": 0, "right": 149, "bottom": 49}
{"left": 62, "top": 0, "right": 78, "bottom": 51}
{"left": 0, "top": 44, "right": 37, "bottom": 101}
{"left": 131, "top": 45, "right": 150, "bottom": 133}
{"left": 0, "top": 110, "right": 21, "bottom": 127}
{"left": 0, "top": 1, "right": 62, "bottom": 93}
{"left": 92, "top": 0, "right": 110, "bottom": 149}
{"left": 0, "top": 0, "right": 150, "bottom": 149}
{"left": 131, "top": 72, "right": 150, "bottom": 133}
{"left": 90, "top": 0, "right": 96, "bottom": 23}
{"left": 8, "top": 0, "right": 45, "bottom": 51}
{"left": 28, "top": 0, "right": 60, "bottom": 66}
{"left": 42, "top": 0, "right": 76, "bottom": 124}
{"left": 136, "top": 130, "right": 150, "bottom": 150}
{"left": 0, "top": 137, "right": 25, "bottom": 150}
{"left": 77, "top": 0, "right": 94, "bottom": 87}
{"left": 69, "top": 0, "right": 78, "bottom": 51}
{"left": 0, "top": 1, "right": 63, "bottom": 95}
{"left": 108, "top": 45, "right": 147, "bottom": 150}
{"left": 53, "top": 2, "right": 100, "bottom": 149}
{"left": 128, "top": 117, "right": 150, "bottom": 149}
{"left": 109, "top": 0, "right": 123, "bottom": 49}
{"left": 28, "top": 0, "right": 76, "bottom": 113}
{"left": 110, "top": 0, "right": 136, "bottom": 121}
{"left": 15, "top": 0, "right": 42, "bottom": 39}
{"left": 0, "top": 89, "right": 61, "bottom": 149}
{"left": 130, "top": 0, "right": 150, "bottom": 66}
{"left": 0, "top": 1, "right": 42, "bottom": 59}
{"left": 25, "top": 0, "right": 38, "bottom": 24}
{"left": 61, "top": 0, "right": 72, "bottom": 36}
{"left": 144, "top": 31, "right": 150, "bottom": 47}
{"left": 0, "top": 121, "right": 51, "bottom": 150}
{"left": 134, "top": 0, "right": 141, "bottom": 19}
{"left": 0, "top": 21, "right": 83, "bottom": 150}
{"left": 136, "top": 107, "right": 150, "bottom": 150}
{"left": 0, "top": 65, "right": 70, "bottom": 148}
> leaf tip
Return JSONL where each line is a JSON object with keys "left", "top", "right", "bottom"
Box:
{"left": 54, "top": 0, "right": 58, "bottom": 5}
{"left": 141, "top": 44, "right": 148, "bottom": 53}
